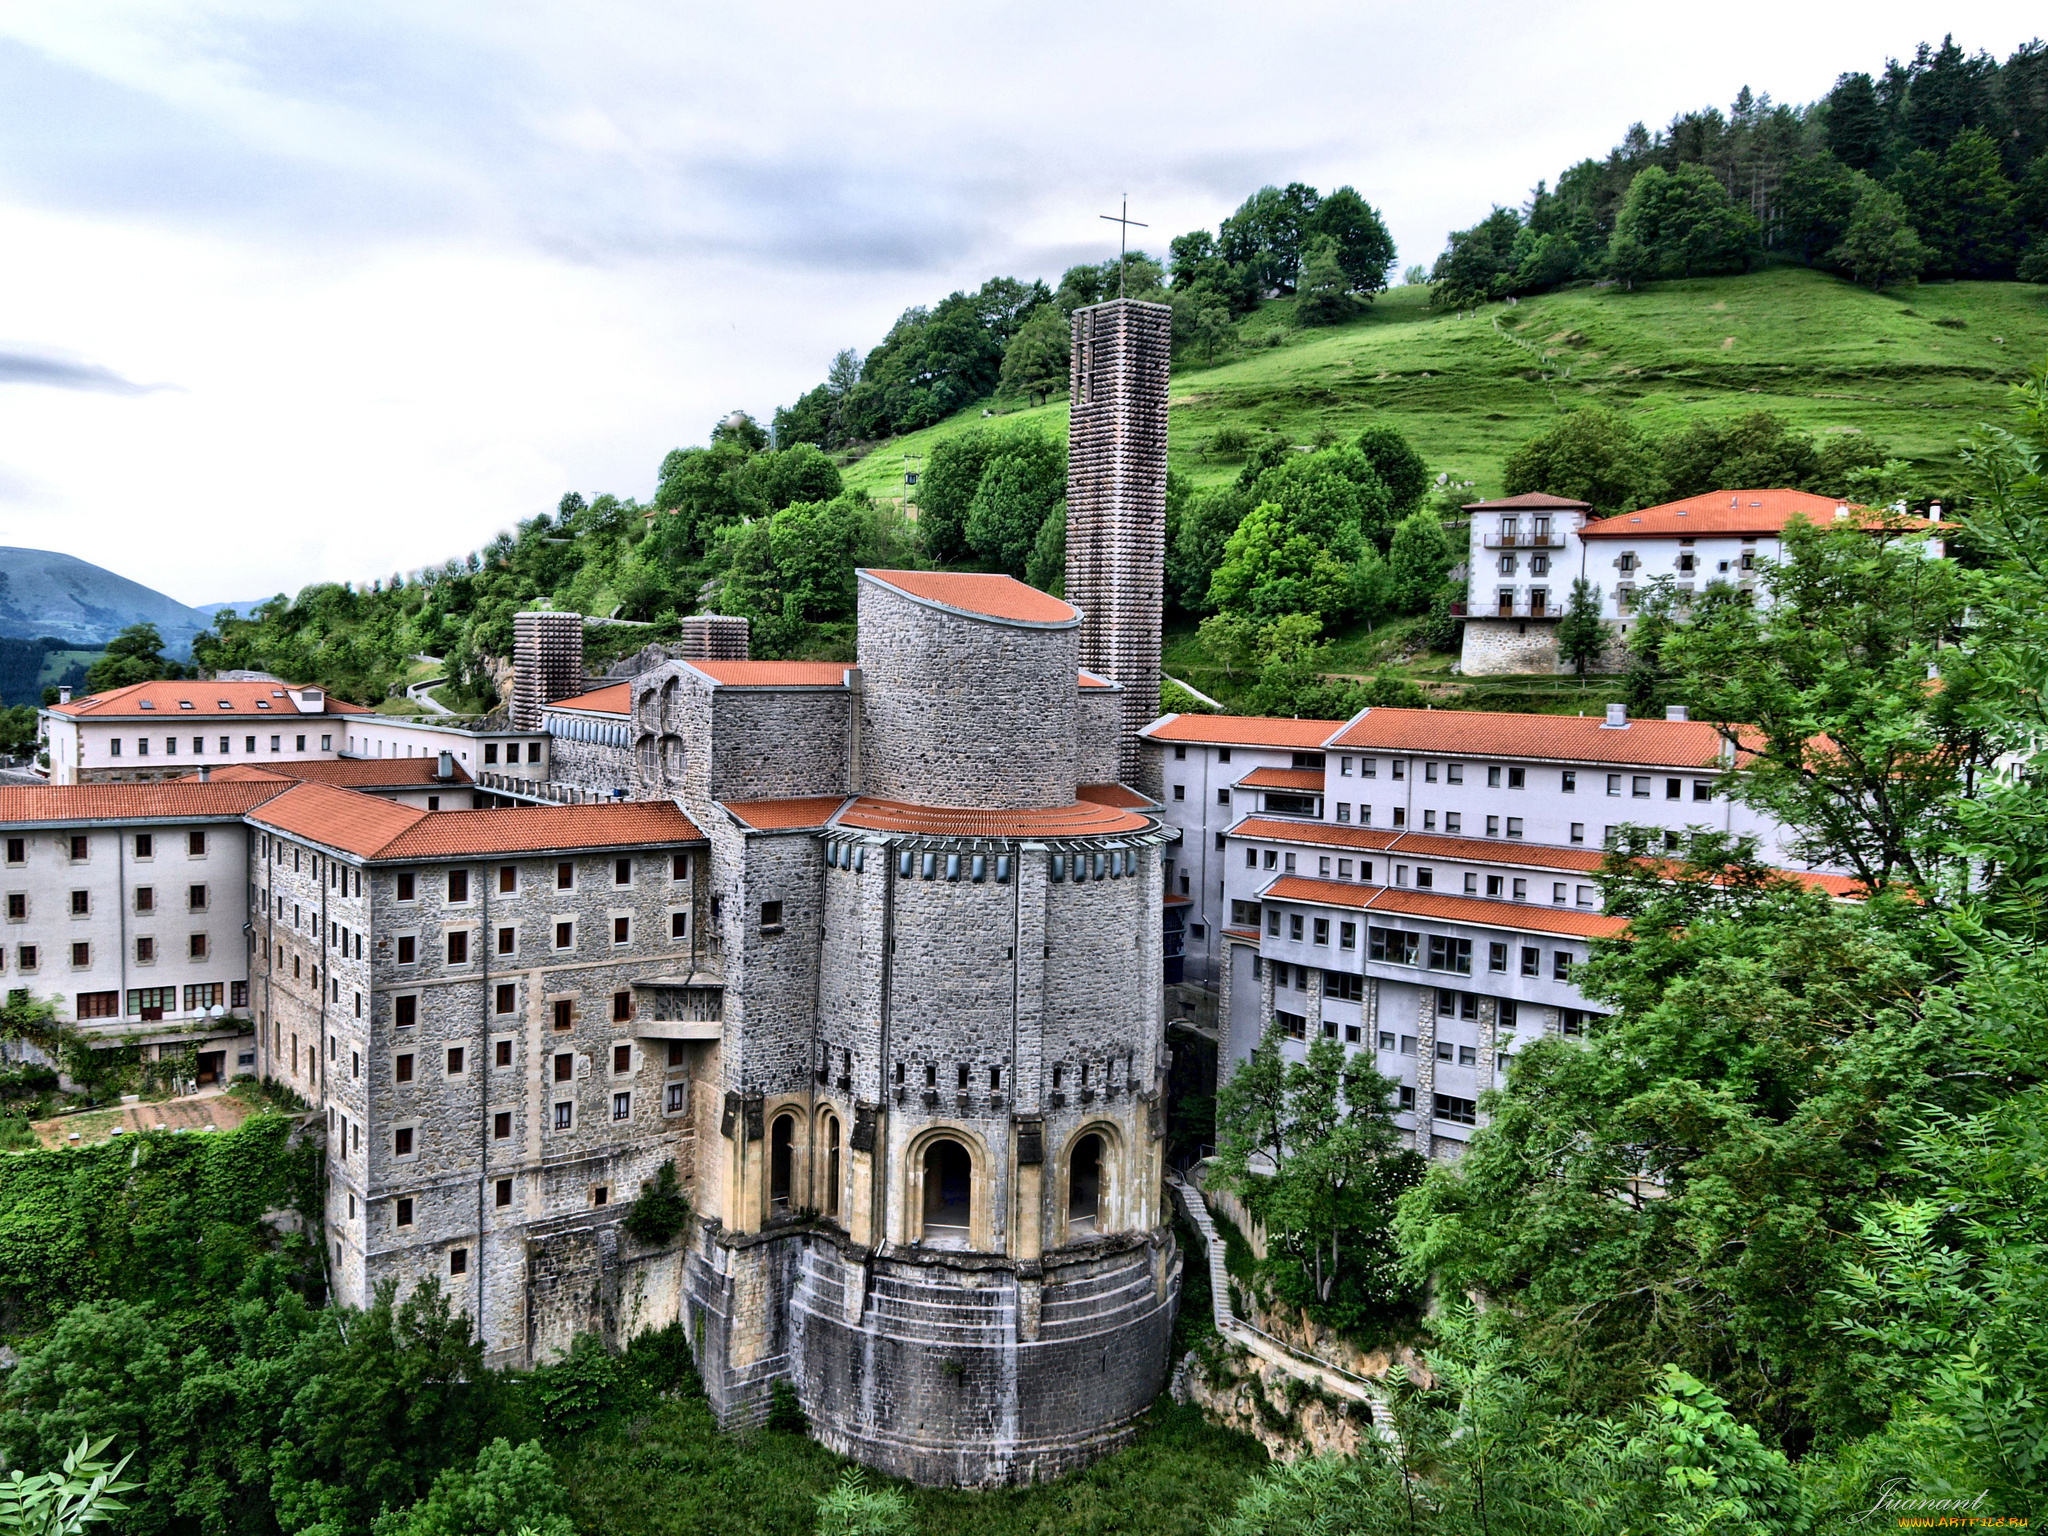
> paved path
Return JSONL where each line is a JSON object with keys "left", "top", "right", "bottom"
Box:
{"left": 1167, "top": 1171, "right": 1396, "bottom": 1428}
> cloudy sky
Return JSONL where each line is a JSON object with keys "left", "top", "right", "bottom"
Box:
{"left": 0, "top": 1, "right": 2036, "bottom": 606}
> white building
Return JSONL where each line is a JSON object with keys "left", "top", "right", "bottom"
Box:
{"left": 1142, "top": 702, "right": 1857, "bottom": 1157}
{"left": 1457, "top": 488, "right": 1944, "bottom": 675}
{"left": 0, "top": 781, "right": 284, "bottom": 1078}
{"left": 42, "top": 680, "right": 368, "bottom": 784}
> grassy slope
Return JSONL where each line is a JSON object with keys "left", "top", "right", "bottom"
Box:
{"left": 845, "top": 267, "right": 2048, "bottom": 501}
{"left": 846, "top": 268, "right": 2047, "bottom": 711}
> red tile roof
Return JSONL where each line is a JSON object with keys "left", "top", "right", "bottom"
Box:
{"left": 378, "top": 800, "right": 705, "bottom": 860}
{"left": 1079, "top": 669, "right": 1118, "bottom": 690}
{"left": 1231, "top": 816, "right": 1606, "bottom": 873}
{"left": 547, "top": 683, "right": 630, "bottom": 715}
{"left": 0, "top": 781, "right": 290, "bottom": 825}
{"left": 1239, "top": 767, "right": 1324, "bottom": 792}
{"left": 723, "top": 796, "right": 851, "bottom": 830}
{"left": 180, "top": 758, "right": 471, "bottom": 788}
{"left": 1576, "top": 489, "right": 1935, "bottom": 540}
{"left": 1165, "top": 892, "right": 1193, "bottom": 907}
{"left": 838, "top": 797, "right": 1151, "bottom": 837}
{"left": 249, "top": 782, "right": 703, "bottom": 860}
{"left": 689, "top": 662, "right": 849, "bottom": 687}
{"left": 48, "top": 680, "right": 368, "bottom": 719}
{"left": 861, "top": 569, "right": 1079, "bottom": 626}
{"left": 247, "top": 781, "right": 428, "bottom": 856}
{"left": 1328, "top": 706, "right": 1730, "bottom": 769}
{"left": 1462, "top": 492, "right": 1593, "bottom": 512}
{"left": 1077, "top": 783, "right": 1152, "bottom": 809}
{"left": 1263, "top": 875, "right": 1627, "bottom": 939}
{"left": 1141, "top": 714, "right": 1346, "bottom": 749}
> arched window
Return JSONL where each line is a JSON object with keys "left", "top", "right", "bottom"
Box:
{"left": 921, "top": 1137, "right": 972, "bottom": 1248}
{"left": 769, "top": 1113, "right": 796, "bottom": 1212}
{"left": 1069, "top": 1133, "right": 1104, "bottom": 1236}
{"left": 823, "top": 1114, "right": 841, "bottom": 1217}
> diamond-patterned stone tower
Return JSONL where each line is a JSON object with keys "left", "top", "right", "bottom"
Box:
{"left": 1064, "top": 297, "right": 1171, "bottom": 783}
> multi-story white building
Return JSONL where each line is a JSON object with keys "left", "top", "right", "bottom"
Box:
{"left": 42, "top": 680, "right": 370, "bottom": 784}
{"left": 1457, "top": 487, "right": 1944, "bottom": 675}
{"left": 0, "top": 780, "right": 285, "bottom": 1078}
{"left": 1142, "top": 701, "right": 1854, "bottom": 1157}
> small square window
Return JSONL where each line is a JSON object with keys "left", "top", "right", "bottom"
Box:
{"left": 760, "top": 901, "right": 783, "bottom": 931}
{"left": 555, "top": 1052, "right": 574, "bottom": 1082}
{"left": 395, "top": 1127, "right": 414, "bottom": 1156}
{"left": 397, "top": 872, "right": 416, "bottom": 901}
{"left": 448, "top": 869, "right": 469, "bottom": 902}
{"left": 613, "top": 1043, "right": 631, "bottom": 1072}
{"left": 672, "top": 853, "right": 690, "bottom": 880}
{"left": 497, "top": 925, "right": 515, "bottom": 955}
{"left": 493, "top": 1110, "right": 512, "bottom": 1140}
{"left": 555, "top": 921, "right": 573, "bottom": 949}
{"left": 553, "top": 1102, "right": 573, "bottom": 1130}
{"left": 496, "top": 1038, "right": 513, "bottom": 1067}
{"left": 396, "top": 1052, "right": 415, "bottom": 1083}
{"left": 396, "top": 1197, "right": 414, "bottom": 1227}
{"left": 553, "top": 998, "right": 572, "bottom": 1030}
{"left": 395, "top": 994, "right": 417, "bottom": 1028}
{"left": 499, "top": 866, "right": 517, "bottom": 893}
{"left": 666, "top": 1082, "right": 687, "bottom": 1113}
{"left": 447, "top": 1046, "right": 465, "bottom": 1075}
{"left": 449, "top": 1247, "right": 467, "bottom": 1276}
{"left": 1570, "top": 822, "right": 1585, "bottom": 845}
{"left": 613, "top": 915, "right": 631, "bottom": 944}
{"left": 1172, "top": 785, "right": 1185, "bottom": 800}
{"left": 614, "top": 857, "right": 632, "bottom": 885}
{"left": 670, "top": 911, "right": 688, "bottom": 939}
{"left": 495, "top": 1178, "right": 512, "bottom": 1207}
{"left": 612, "top": 990, "right": 632, "bottom": 1022}
{"left": 612, "top": 1092, "right": 631, "bottom": 1121}
{"left": 556, "top": 861, "right": 575, "bottom": 890}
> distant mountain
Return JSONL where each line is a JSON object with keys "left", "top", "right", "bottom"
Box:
{"left": 0, "top": 547, "right": 213, "bottom": 653}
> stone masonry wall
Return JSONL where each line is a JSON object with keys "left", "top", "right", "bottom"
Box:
{"left": 1074, "top": 688, "right": 1126, "bottom": 787}
{"left": 856, "top": 578, "right": 1079, "bottom": 810}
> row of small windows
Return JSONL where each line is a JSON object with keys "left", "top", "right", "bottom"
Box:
{"left": 380, "top": 913, "right": 672, "bottom": 968}
{"left": 107, "top": 733, "right": 328, "bottom": 758}
{"left": 9, "top": 933, "right": 213, "bottom": 970}
{"left": 63, "top": 982, "right": 244, "bottom": 1019}
{"left": 6, "top": 831, "right": 209, "bottom": 864}
{"left": 6, "top": 882, "right": 210, "bottom": 920}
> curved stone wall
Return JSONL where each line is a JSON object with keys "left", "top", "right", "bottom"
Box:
{"left": 856, "top": 577, "right": 1079, "bottom": 809}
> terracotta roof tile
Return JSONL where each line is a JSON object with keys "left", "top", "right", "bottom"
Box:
{"left": 1231, "top": 816, "right": 1606, "bottom": 872}
{"left": 1079, "top": 669, "right": 1118, "bottom": 690}
{"left": 49, "top": 680, "right": 368, "bottom": 718}
{"left": 1077, "top": 783, "right": 1152, "bottom": 809}
{"left": 180, "top": 758, "right": 471, "bottom": 788}
{"left": 860, "top": 569, "right": 1079, "bottom": 626}
{"left": 378, "top": 800, "right": 705, "bottom": 860}
{"left": 688, "top": 662, "right": 849, "bottom": 687}
{"left": 1141, "top": 714, "right": 1346, "bottom": 749}
{"left": 250, "top": 782, "right": 704, "bottom": 860}
{"left": 1329, "top": 706, "right": 1730, "bottom": 769}
{"left": 1576, "top": 489, "right": 1935, "bottom": 540}
{"left": 547, "top": 683, "right": 630, "bottom": 715}
{"left": 837, "top": 797, "right": 1150, "bottom": 837}
{"left": 247, "top": 781, "right": 429, "bottom": 857}
{"left": 1239, "top": 767, "right": 1324, "bottom": 792}
{"left": 723, "top": 796, "right": 851, "bottom": 831}
{"left": 0, "top": 781, "right": 291, "bottom": 825}
{"left": 1262, "top": 874, "right": 1627, "bottom": 939}
{"left": 1165, "top": 892, "right": 1193, "bottom": 906}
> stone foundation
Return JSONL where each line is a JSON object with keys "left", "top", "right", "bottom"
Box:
{"left": 1457, "top": 618, "right": 1562, "bottom": 676}
{"left": 685, "top": 1220, "right": 1181, "bottom": 1486}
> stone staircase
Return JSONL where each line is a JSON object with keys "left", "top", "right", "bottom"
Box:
{"left": 1166, "top": 1171, "right": 1396, "bottom": 1437}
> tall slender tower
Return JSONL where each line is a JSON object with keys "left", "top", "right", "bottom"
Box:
{"left": 1064, "top": 297, "right": 1171, "bottom": 783}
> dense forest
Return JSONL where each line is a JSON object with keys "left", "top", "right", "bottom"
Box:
{"left": 1430, "top": 35, "right": 2048, "bottom": 302}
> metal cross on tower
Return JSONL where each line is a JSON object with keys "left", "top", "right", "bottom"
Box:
{"left": 1098, "top": 196, "right": 1148, "bottom": 298}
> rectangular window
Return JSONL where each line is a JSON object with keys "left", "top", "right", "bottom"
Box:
{"left": 1554, "top": 951, "right": 1573, "bottom": 981}
{"left": 1312, "top": 917, "right": 1329, "bottom": 945}
{"left": 448, "top": 869, "right": 469, "bottom": 902}
{"left": 1561, "top": 770, "right": 1576, "bottom": 793}
{"left": 556, "top": 861, "right": 575, "bottom": 890}
{"left": 553, "top": 1102, "right": 573, "bottom": 1130}
{"left": 1693, "top": 780, "right": 1712, "bottom": 802}
{"left": 17, "top": 945, "right": 36, "bottom": 971}
{"left": 1505, "top": 818, "right": 1522, "bottom": 839}
{"left": 1489, "top": 940, "right": 1508, "bottom": 972}
{"left": 69, "top": 836, "right": 87, "bottom": 861}
{"left": 1445, "top": 812, "right": 1461, "bottom": 834}
{"left": 395, "top": 1127, "right": 414, "bottom": 1156}
{"left": 1434, "top": 1094, "right": 1477, "bottom": 1126}
{"left": 397, "top": 1197, "right": 414, "bottom": 1227}
{"left": 1287, "top": 914, "right": 1303, "bottom": 942}
{"left": 495, "top": 925, "right": 514, "bottom": 956}
{"left": 1521, "top": 946, "right": 1540, "bottom": 977}
{"left": 70, "top": 889, "right": 89, "bottom": 915}
{"left": 612, "top": 990, "right": 632, "bottom": 1023}
{"left": 670, "top": 911, "right": 688, "bottom": 939}
{"left": 612, "top": 1042, "right": 632, "bottom": 1073}
{"left": 396, "top": 872, "right": 416, "bottom": 901}
{"left": 395, "top": 1052, "right": 414, "bottom": 1083}
{"left": 496, "top": 1039, "right": 513, "bottom": 1068}
{"left": 1391, "top": 807, "right": 1405, "bottom": 828}
{"left": 494, "top": 1111, "right": 512, "bottom": 1140}
{"left": 446, "top": 930, "right": 468, "bottom": 964}
{"left": 1217, "top": 788, "right": 1230, "bottom": 805}
{"left": 609, "top": 915, "right": 629, "bottom": 945}
{"left": 1427, "top": 935, "right": 1472, "bottom": 974}
{"left": 1266, "top": 909, "right": 1280, "bottom": 936}
{"left": 1276, "top": 1010, "right": 1307, "bottom": 1040}
{"left": 395, "top": 993, "right": 417, "bottom": 1028}
{"left": 1512, "top": 878, "right": 1527, "bottom": 900}
{"left": 1486, "top": 815, "right": 1499, "bottom": 837}
{"left": 136, "top": 936, "right": 155, "bottom": 963}
{"left": 1416, "top": 867, "right": 1434, "bottom": 889}
{"left": 671, "top": 853, "right": 690, "bottom": 880}
{"left": 760, "top": 901, "right": 783, "bottom": 931}
{"left": 70, "top": 941, "right": 89, "bottom": 967}
{"left": 612, "top": 1091, "right": 631, "bottom": 1121}
{"left": 449, "top": 1248, "right": 467, "bottom": 1276}
{"left": 1368, "top": 926, "right": 1420, "bottom": 964}
{"left": 76, "top": 990, "right": 119, "bottom": 1019}
{"left": 553, "top": 999, "right": 572, "bottom": 1031}
{"left": 1339, "top": 921, "right": 1356, "bottom": 951}
{"left": 1632, "top": 776, "right": 1650, "bottom": 798}
{"left": 554, "top": 1051, "right": 575, "bottom": 1083}
{"left": 1325, "top": 970, "right": 1364, "bottom": 1002}
{"left": 1607, "top": 774, "right": 1622, "bottom": 797}
{"left": 666, "top": 1082, "right": 687, "bottom": 1113}
{"left": 189, "top": 933, "right": 207, "bottom": 959}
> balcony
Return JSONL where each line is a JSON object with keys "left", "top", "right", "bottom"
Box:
{"left": 1481, "top": 531, "right": 1567, "bottom": 549}
{"left": 1469, "top": 598, "right": 1561, "bottom": 620}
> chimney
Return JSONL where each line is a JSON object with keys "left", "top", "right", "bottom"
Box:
{"left": 197, "top": 763, "right": 211, "bottom": 782}
{"left": 1603, "top": 703, "right": 1628, "bottom": 729}
{"left": 1665, "top": 705, "right": 1688, "bottom": 722}
{"left": 435, "top": 750, "right": 454, "bottom": 782}
{"left": 57, "top": 686, "right": 71, "bottom": 704}
{"left": 1928, "top": 501, "right": 1942, "bottom": 519}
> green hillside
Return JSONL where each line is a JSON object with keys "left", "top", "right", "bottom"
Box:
{"left": 843, "top": 268, "right": 2048, "bottom": 504}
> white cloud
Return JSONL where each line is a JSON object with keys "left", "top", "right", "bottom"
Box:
{"left": 0, "top": 0, "right": 2036, "bottom": 603}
